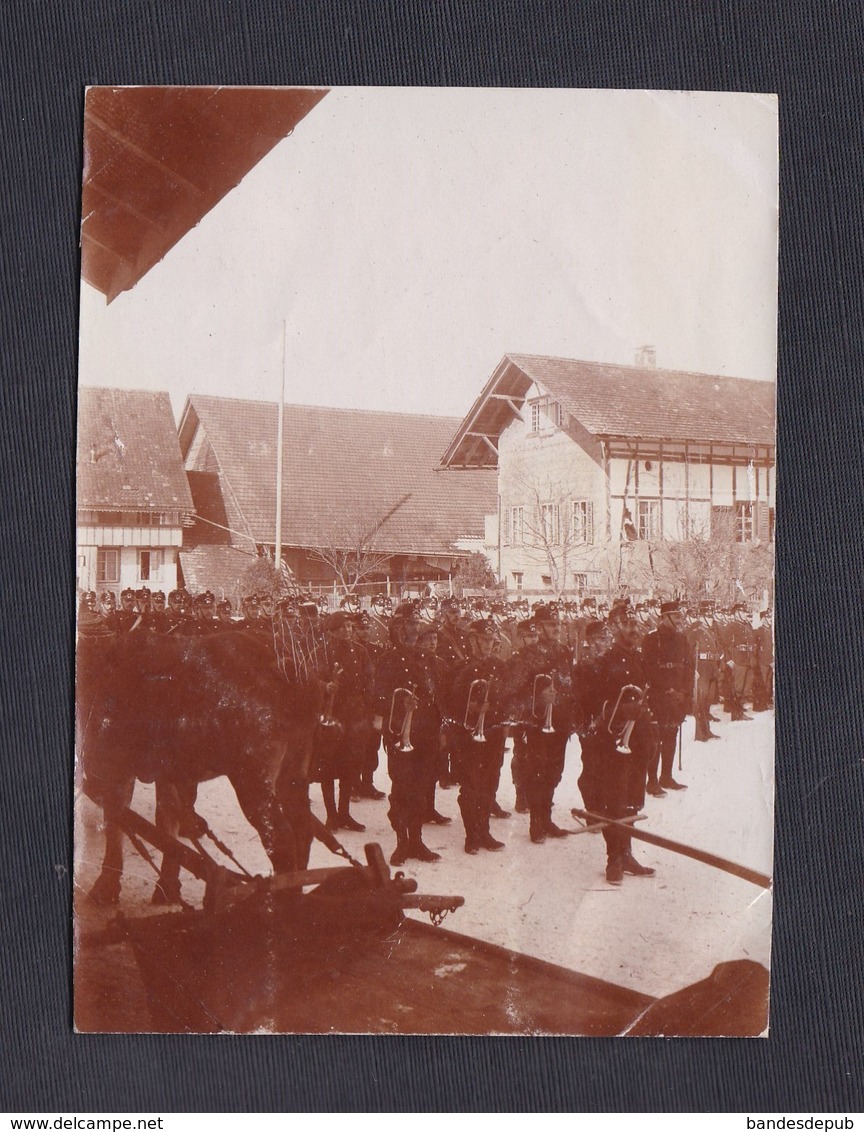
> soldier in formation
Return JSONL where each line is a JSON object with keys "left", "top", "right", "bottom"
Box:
{"left": 77, "top": 583, "right": 772, "bottom": 880}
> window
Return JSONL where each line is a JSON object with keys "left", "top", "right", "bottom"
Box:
{"left": 509, "top": 506, "right": 524, "bottom": 546}
{"left": 572, "top": 573, "right": 588, "bottom": 593}
{"left": 512, "top": 572, "right": 523, "bottom": 591}
{"left": 138, "top": 548, "right": 163, "bottom": 582}
{"left": 96, "top": 548, "right": 120, "bottom": 584}
{"left": 571, "top": 500, "right": 594, "bottom": 544}
{"left": 637, "top": 500, "right": 661, "bottom": 541}
{"left": 541, "top": 575, "right": 553, "bottom": 588}
{"left": 735, "top": 501, "right": 754, "bottom": 544}
{"left": 540, "top": 503, "right": 560, "bottom": 545}
{"left": 529, "top": 398, "right": 562, "bottom": 433}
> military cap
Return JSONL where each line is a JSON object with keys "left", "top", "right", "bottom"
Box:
{"left": 732, "top": 602, "right": 748, "bottom": 614}
{"left": 121, "top": 587, "right": 135, "bottom": 599}
{"left": 440, "top": 597, "right": 459, "bottom": 612}
{"left": 217, "top": 598, "right": 232, "bottom": 612}
{"left": 581, "top": 597, "right": 597, "bottom": 609}
{"left": 516, "top": 619, "right": 538, "bottom": 636}
{"left": 152, "top": 591, "right": 166, "bottom": 605}
{"left": 469, "top": 618, "right": 495, "bottom": 636}
{"left": 660, "top": 600, "right": 681, "bottom": 615}
{"left": 393, "top": 601, "right": 420, "bottom": 619}
{"left": 760, "top": 609, "right": 772, "bottom": 620}
{"left": 584, "top": 621, "right": 606, "bottom": 641}
{"left": 608, "top": 602, "right": 636, "bottom": 624}
{"left": 531, "top": 605, "right": 558, "bottom": 624}
{"left": 699, "top": 600, "right": 715, "bottom": 614}
{"left": 327, "top": 610, "right": 351, "bottom": 631}
{"left": 196, "top": 591, "right": 215, "bottom": 607}
{"left": 355, "top": 611, "right": 372, "bottom": 626}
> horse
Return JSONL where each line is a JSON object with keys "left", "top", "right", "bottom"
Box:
{"left": 76, "top": 622, "right": 326, "bottom": 906}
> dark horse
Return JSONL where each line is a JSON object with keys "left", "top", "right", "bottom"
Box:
{"left": 76, "top": 626, "right": 325, "bottom": 905}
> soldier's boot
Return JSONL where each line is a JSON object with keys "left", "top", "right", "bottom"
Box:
{"left": 490, "top": 799, "right": 511, "bottom": 819}
{"left": 336, "top": 779, "right": 365, "bottom": 832}
{"left": 390, "top": 824, "right": 410, "bottom": 866}
{"left": 321, "top": 780, "right": 340, "bottom": 830}
{"left": 457, "top": 794, "right": 476, "bottom": 852}
{"left": 478, "top": 826, "right": 505, "bottom": 852}
{"left": 406, "top": 823, "right": 441, "bottom": 863}
{"left": 529, "top": 808, "right": 547, "bottom": 844}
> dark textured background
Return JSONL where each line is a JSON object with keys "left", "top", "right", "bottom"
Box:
{"left": 2, "top": 0, "right": 862, "bottom": 1113}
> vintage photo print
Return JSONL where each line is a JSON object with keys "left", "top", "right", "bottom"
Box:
{"left": 74, "top": 86, "right": 777, "bottom": 1035}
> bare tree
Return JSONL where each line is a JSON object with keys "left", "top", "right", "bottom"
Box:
{"left": 653, "top": 509, "right": 774, "bottom": 603}
{"left": 306, "top": 492, "right": 412, "bottom": 593}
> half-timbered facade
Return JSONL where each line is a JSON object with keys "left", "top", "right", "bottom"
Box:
{"left": 442, "top": 354, "right": 775, "bottom": 596}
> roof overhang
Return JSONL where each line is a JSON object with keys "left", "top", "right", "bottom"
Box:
{"left": 82, "top": 86, "right": 328, "bottom": 302}
{"left": 440, "top": 356, "right": 532, "bottom": 468}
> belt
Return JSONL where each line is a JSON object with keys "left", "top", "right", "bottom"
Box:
{"left": 698, "top": 652, "right": 719, "bottom": 661}
{"left": 657, "top": 662, "right": 684, "bottom": 669}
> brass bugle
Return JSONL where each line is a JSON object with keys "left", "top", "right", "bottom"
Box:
{"left": 603, "top": 684, "right": 643, "bottom": 754}
{"left": 532, "top": 673, "right": 555, "bottom": 733}
{"left": 320, "top": 664, "right": 343, "bottom": 728}
{"left": 464, "top": 678, "right": 490, "bottom": 743}
{"left": 388, "top": 686, "right": 415, "bottom": 752}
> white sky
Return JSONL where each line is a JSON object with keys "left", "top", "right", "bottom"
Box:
{"left": 78, "top": 87, "right": 778, "bottom": 422}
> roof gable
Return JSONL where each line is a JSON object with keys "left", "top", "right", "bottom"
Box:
{"left": 77, "top": 387, "right": 193, "bottom": 512}
{"left": 442, "top": 354, "right": 776, "bottom": 467}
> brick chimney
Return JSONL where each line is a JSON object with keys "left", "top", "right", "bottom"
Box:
{"left": 635, "top": 345, "right": 656, "bottom": 368}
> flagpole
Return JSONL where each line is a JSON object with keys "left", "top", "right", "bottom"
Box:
{"left": 275, "top": 320, "right": 286, "bottom": 571}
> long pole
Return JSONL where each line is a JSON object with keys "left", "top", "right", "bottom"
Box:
{"left": 274, "top": 320, "right": 286, "bottom": 571}
{"left": 571, "top": 808, "right": 771, "bottom": 889}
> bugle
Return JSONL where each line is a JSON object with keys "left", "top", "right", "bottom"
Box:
{"left": 602, "top": 684, "right": 643, "bottom": 754}
{"left": 320, "top": 664, "right": 343, "bottom": 728}
{"left": 388, "top": 686, "right": 416, "bottom": 752}
{"left": 532, "top": 673, "right": 556, "bottom": 733}
{"left": 464, "top": 678, "right": 490, "bottom": 743}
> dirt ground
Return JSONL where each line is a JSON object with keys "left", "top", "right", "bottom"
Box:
{"left": 74, "top": 705, "right": 773, "bottom": 1027}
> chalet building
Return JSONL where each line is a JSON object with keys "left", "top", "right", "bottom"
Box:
{"left": 441, "top": 354, "right": 775, "bottom": 597}
{"left": 76, "top": 388, "right": 194, "bottom": 596}
{"left": 178, "top": 395, "right": 496, "bottom": 598}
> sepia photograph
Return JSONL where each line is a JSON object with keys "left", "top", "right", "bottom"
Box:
{"left": 73, "top": 85, "right": 777, "bottom": 1036}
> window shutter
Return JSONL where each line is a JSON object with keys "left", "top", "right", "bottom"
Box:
{"left": 586, "top": 501, "right": 594, "bottom": 544}
{"left": 755, "top": 501, "right": 769, "bottom": 542}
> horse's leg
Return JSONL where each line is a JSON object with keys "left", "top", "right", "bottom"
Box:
{"left": 151, "top": 780, "right": 184, "bottom": 905}
{"left": 231, "top": 769, "right": 300, "bottom": 875}
{"left": 88, "top": 778, "right": 133, "bottom": 905}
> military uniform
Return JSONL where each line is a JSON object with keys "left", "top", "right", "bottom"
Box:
{"left": 752, "top": 613, "right": 774, "bottom": 711}
{"left": 373, "top": 615, "right": 446, "bottom": 864}
{"left": 690, "top": 605, "right": 722, "bottom": 741}
{"left": 580, "top": 609, "right": 655, "bottom": 883}
{"left": 315, "top": 611, "right": 374, "bottom": 831}
{"left": 723, "top": 605, "right": 756, "bottom": 720}
{"left": 509, "top": 609, "right": 576, "bottom": 842}
{"left": 447, "top": 621, "right": 508, "bottom": 853}
{"left": 642, "top": 602, "right": 691, "bottom": 791}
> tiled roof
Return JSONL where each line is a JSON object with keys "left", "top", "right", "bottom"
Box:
{"left": 178, "top": 545, "right": 259, "bottom": 601}
{"left": 442, "top": 354, "right": 776, "bottom": 467}
{"left": 181, "top": 396, "right": 497, "bottom": 557}
{"left": 77, "top": 387, "right": 193, "bottom": 511}
{"left": 508, "top": 354, "right": 776, "bottom": 446}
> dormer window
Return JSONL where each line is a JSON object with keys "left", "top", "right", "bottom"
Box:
{"left": 529, "top": 397, "right": 562, "bottom": 433}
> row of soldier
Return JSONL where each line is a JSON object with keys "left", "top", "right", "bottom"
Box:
{"left": 77, "top": 585, "right": 773, "bottom": 885}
